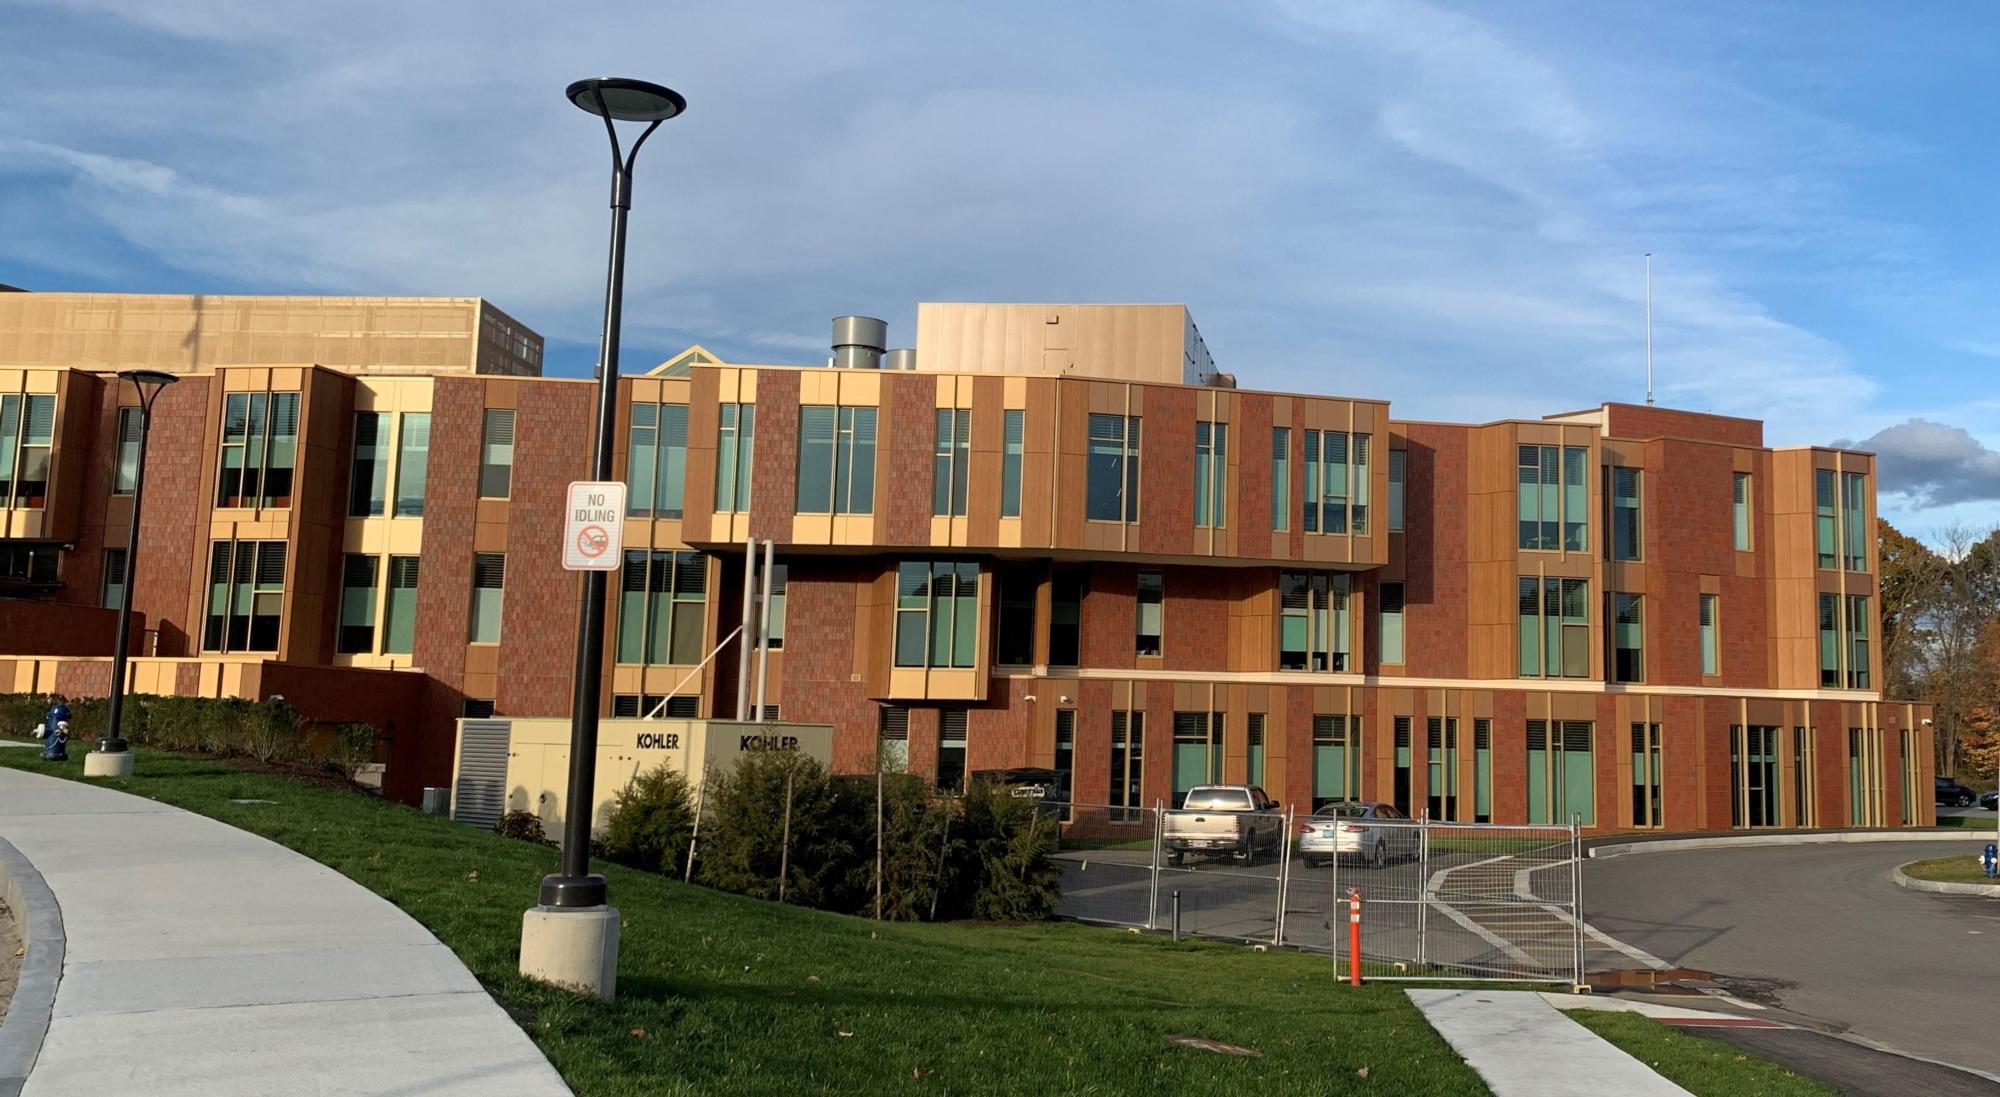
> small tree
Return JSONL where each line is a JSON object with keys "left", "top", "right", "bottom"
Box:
{"left": 696, "top": 752, "right": 869, "bottom": 909}
{"left": 600, "top": 765, "right": 697, "bottom": 877}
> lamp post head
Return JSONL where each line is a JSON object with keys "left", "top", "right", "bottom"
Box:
{"left": 117, "top": 369, "right": 180, "bottom": 405}
{"left": 566, "top": 77, "right": 686, "bottom": 122}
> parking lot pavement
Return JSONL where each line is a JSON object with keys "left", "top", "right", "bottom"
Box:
{"left": 1585, "top": 839, "right": 2000, "bottom": 1080}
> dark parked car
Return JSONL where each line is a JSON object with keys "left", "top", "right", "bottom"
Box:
{"left": 1937, "top": 777, "right": 1978, "bottom": 807}
{"left": 1981, "top": 789, "right": 1997, "bottom": 811}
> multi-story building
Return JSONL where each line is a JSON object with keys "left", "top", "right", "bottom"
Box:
{"left": 0, "top": 292, "right": 1932, "bottom": 829}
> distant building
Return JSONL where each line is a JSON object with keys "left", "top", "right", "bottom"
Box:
{"left": 0, "top": 292, "right": 1931, "bottom": 828}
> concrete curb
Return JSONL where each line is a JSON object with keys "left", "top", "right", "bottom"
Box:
{"left": 1590, "top": 832, "right": 1988, "bottom": 859}
{"left": 0, "top": 835, "right": 64, "bottom": 1097}
{"left": 1892, "top": 863, "right": 2000, "bottom": 898}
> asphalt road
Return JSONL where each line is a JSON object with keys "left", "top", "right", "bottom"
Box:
{"left": 1585, "top": 840, "right": 2000, "bottom": 1078}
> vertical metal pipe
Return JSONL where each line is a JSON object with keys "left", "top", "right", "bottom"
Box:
{"left": 874, "top": 766, "right": 884, "bottom": 920}
{"left": 755, "top": 539, "right": 774, "bottom": 721}
{"left": 1416, "top": 816, "right": 1430, "bottom": 968}
{"left": 1172, "top": 890, "right": 1182, "bottom": 942}
{"left": 735, "top": 534, "right": 754, "bottom": 719}
{"left": 1147, "top": 799, "right": 1163, "bottom": 930}
{"left": 1572, "top": 815, "right": 1585, "bottom": 988}
{"left": 1274, "top": 805, "right": 1293, "bottom": 946}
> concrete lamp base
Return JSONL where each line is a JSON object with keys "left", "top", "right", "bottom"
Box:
{"left": 520, "top": 905, "right": 621, "bottom": 1001}
{"left": 83, "top": 750, "right": 135, "bottom": 779}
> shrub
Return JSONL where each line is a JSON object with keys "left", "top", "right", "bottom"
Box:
{"left": 956, "top": 782, "right": 1062, "bottom": 921}
{"left": 696, "top": 751, "right": 870, "bottom": 909}
{"left": 600, "top": 765, "right": 696, "bottom": 876}
{"left": 495, "top": 810, "right": 552, "bottom": 845}
{"left": 331, "top": 723, "right": 380, "bottom": 779}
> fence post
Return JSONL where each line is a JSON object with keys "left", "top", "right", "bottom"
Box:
{"left": 777, "top": 769, "right": 794, "bottom": 904}
{"left": 1571, "top": 814, "right": 1584, "bottom": 990}
{"left": 1273, "top": 805, "right": 1293, "bottom": 946}
{"left": 1147, "top": 799, "right": 1164, "bottom": 930}
{"left": 1416, "top": 815, "right": 1430, "bottom": 968}
{"left": 1347, "top": 886, "right": 1362, "bottom": 986}
{"left": 1172, "top": 889, "right": 1182, "bottom": 942}
{"left": 874, "top": 767, "right": 884, "bottom": 920}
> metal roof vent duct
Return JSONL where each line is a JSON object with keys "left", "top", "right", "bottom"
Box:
{"left": 831, "top": 316, "right": 887, "bottom": 369}
{"left": 883, "top": 348, "right": 917, "bottom": 371}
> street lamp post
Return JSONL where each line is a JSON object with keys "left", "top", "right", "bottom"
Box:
{"left": 519, "top": 76, "right": 685, "bottom": 1002}
{"left": 84, "top": 369, "right": 179, "bottom": 780}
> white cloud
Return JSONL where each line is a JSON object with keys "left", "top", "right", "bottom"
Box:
{"left": 1836, "top": 419, "right": 2000, "bottom": 510}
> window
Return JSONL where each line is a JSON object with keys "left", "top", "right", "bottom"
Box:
{"left": 1732, "top": 472, "right": 1751, "bottom": 551}
{"left": 1900, "top": 728, "right": 1919, "bottom": 826}
{"left": 1818, "top": 594, "right": 1839, "bottom": 687}
{"left": 1246, "top": 713, "right": 1266, "bottom": 787}
{"left": 1110, "top": 710, "right": 1145, "bottom": 821}
{"left": 1194, "top": 420, "right": 1226, "bottom": 528}
{"left": 1271, "top": 427, "right": 1290, "bottom": 532}
{"left": 1302, "top": 430, "right": 1371, "bottom": 534}
{"left": 879, "top": 707, "right": 909, "bottom": 772}
{"left": 1312, "top": 714, "right": 1360, "bottom": 810}
{"left": 0, "top": 543, "right": 57, "bottom": 588}
{"left": 469, "top": 553, "right": 505, "bottom": 643}
{"left": 1279, "top": 570, "right": 1351, "bottom": 671}
{"left": 762, "top": 564, "right": 786, "bottom": 649}
{"left": 1814, "top": 470, "right": 1837, "bottom": 569}
{"left": 393, "top": 413, "right": 430, "bottom": 517}
{"left": 1473, "top": 719, "right": 1492, "bottom": 823}
{"left": 383, "top": 556, "right": 421, "bottom": 655}
{"left": 612, "top": 694, "right": 696, "bottom": 719}
{"left": 1427, "top": 717, "right": 1460, "bottom": 821}
{"left": 101, "top": 548, "right": 127, "bottom": 610}
{"left": 1000, "top": 410, "right": 1024, "bottom": 518}
{"left": 618, "top": 551, "right": 709, "bottom": 665}
{"left": 337, "top": 554, "right": 378, "bottom": 654}
{"left": 113, "top": 407, "right": 142, "bottom": 495}
{"left": 1135, "top": 571, "right": 1163, "bottom": 657}
{"left": 1379, "top": 581, "right": 1405, "bottom": 665}
{"left": 1610, "top": 467, "right": 1640, "bottom": 561}
{"left": 1054, "top": 709, "right": 1076, "bottom": 811}
{"left": 1528, "top": 719, "right": 1595, "bottom": 825}
{"left": 0, "top": 394, "right": 55, "bottom": 509}
{"left": 1388, "top": 448, "right": 1405, "bottom": 533}
{"left": 933, "top": 409, "right": 970, "bottom": 516}
{"left": 1841, "top": 472, "right": 1867, "bottom": 571}
{"left": 1848, "top": 727, "right": 1882, "bottom": 826}
{"left": 1730, "top": 725, "right": 1780, "bottom": 828}
{"left": 1845, "top": 594, "right": 1870, "bottom": 689}
{"left": 1793, "top": 727, "right": 1817, "bottom": 827}
{"left": 1700, "top": 594, "right": 1719, "bottom": 676}
{"left": 204, "top": 540, "right": 286, "bottom": 653}
{"left": 996, "top": 564, "right": 1037, "bottom": 666}
{"left": 479, "top": 410, "right": 515, "bottom": 499}
{"left": 350, "top": 413, "right": 389, "bottom": 517}
{"left": 796, "top": 405, "right": 876, "bottom": 515}
{"left": 715, "top": 403, "right": 754, "bottom": 512}
{"left": 462, "top": 699, "right": 496, "bottom": 719}
{"left": 216, "top": 392, "right": 298, "bottom": 509}
{"left": 1048, "top": 565, "right": 1085, "bottom": 667}
{"left": 1393, "top": 716, "right": 1412, "bottom": 815}
{"left": 626, "top": 404, "right": 689, "bottom": 519}
{"left": 1518, "top": 577, "right": 1589, "bottom": 678}
{"left": 1631, "top": 723, "right": 1663, "bottom": 827}
{"left": 1171, "top": 711, "right": 1225, "bottom": 797}
{"left": 938, "top": 710, "right": 968, "bottom": 792}
{"left": 1517, "top": 444, "right": 1588, "bottom": 551}
{"left": 894, "top": 561, "right": 979, "bottom": 669}
{"left": 1612, "top": 593, "right": 1643, "bottom": 683}
{"left": 1086, "top": 413, "right": 1140, "bottom": 522}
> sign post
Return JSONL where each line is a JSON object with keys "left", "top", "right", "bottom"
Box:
{"left": 563, "top": 482, "right": 627, "bottom": 572}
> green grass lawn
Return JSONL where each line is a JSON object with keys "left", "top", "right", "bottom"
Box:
{"left": 1902, "top": 855, "right": 2000, "bottom": 885}
{"left": 1932, "top": 813, "right": 1999, "bottom": 829}
{"left": 0, "top": 745, "right": 1485, "bottom": 1096}
{"left": 1569, "top": 1011, "right": 1838, "bottom": 1097}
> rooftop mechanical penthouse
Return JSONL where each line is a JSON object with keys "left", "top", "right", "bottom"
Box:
{"left": 0, "top": 292, "right": 1931, "bottom": 829}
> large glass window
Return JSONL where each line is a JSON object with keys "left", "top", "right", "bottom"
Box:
{"left": 995, "top": 563, "right": 1036, "bottom": 666}
{"left": 1473, "top": 718, "right": 1492, "bottom": 822}
{"left": 204, "top": 540, "right": 286, "bottom": 653}
{"left": 337, "top": 554, "right": 377, "bottom": 655}
{"left": 1732, "top": 472, "right": 1751, "bottom": 551}
{"left": 1086, "top": 413, "right": 1140, "bottom": 522}
{"left": 1379, "top": 581, "right": 1405, "bottom": 665}
{"left": 1730, "top": 725, "right": 1780, "bottom": 828}
{"left": 939, "top": 710, "right": 968, "bottom": 792}
{"left": 617, "top": 551, "right": 709, "bottom": 665}
{"left": 1814, "top": 469, "right": 1837, "bottom": 569}
{"left": 1518, "top": 577, "right": 1589, "bottom": 678}
{"left": 1842, "top": 472, "right": 1868, "bottom": 571}
{"left": 893, "top": 561, "right": 979, "bottom": 669}
{"left": 879, "top": 707, "right": 909, "bottom": 773}
{"left": 1427, "top": 716, "right": 1460, "bottom": 821}
{"left": 1387, "top": 448, "right": 1405, "bottom": 533}
{"left": 349, "top": 413, "right": 388, "bottom": 517}
{"left": 216, "top": 392, "right": 298, "bottom": 509}
{"left": 469, "top": 552, "right": 505, "bottom": 643}
{"left": 1819, "top": 593, "right": 1840, "bottom": 687}
{"left": 1631, "top": 723, "right": 1663, "bottom": 827}
{"left": 1612, "top": 593, "right": 1643, "bottom": 683}
{"left": 383, "top": 556, "right": 421, "bottom": 655}
{"left": 1271, "top": 427, "right": 1290, "bottom": 532}
{"left": 715, "top": 403, "right": 754, "bottom": 512}
{"left": 1279, "top": 570, "right": 1351, "bottom": 671}
{"left": 0, "top": 394, "right": 53, "bottom": 509}
{"left": 763, "top": 563, "right": 786, "bottom": 649}
{"left": 1793, "top": 727, "right": 1817, "bottom": 827}
{"left": 1194, "top": 421, "right": 1226, "bottom": 528}
{"left": 1172, "top": 711, "right": 1225, "bottom": 797}
{"left": 101, "top": 548, "right": 127, "bottom": 610}
{"left": 1110, "top": 710, "right": 1145, "bottom": 821}
{"left": 933, "top": 409, "right": 970, "bottom": 517}
{"left": 797, "top": 405, "right": 876, "bottom": 515}
{"left": 1394, "top": 716, "right": 1412, "bottom": 815}
{"left": 393, "top": 413, "right": 430, "bottom": 517}
{"left": 626, "top": 404, "right": 689, "bottom": 519}
{"left": 1135, "top": 571, "right": 1163, "bottom": 657}
{"left": 1000, "top": 410, "right": 1024, "bottom": 518}
{"left": 1048, "top": 565, "right": 1085, "bottom": 667}
{"left": 1845, "top": 594, "right": 1870, "bottom": 688}
{"left": 479, "top": 410, "right": 515, "bottom": 499}
{"left": 1053, "top": 709, "right": 1076, "bottom": 813}
{"left": 1700, "top": 593, "right": 1719, "bottom": 676}
{"left": 1610, "top": 467, "right": 1640, "bottom": 561}
{"left": 1246, "top": 713, "right": 1266, "bottom": 787}
{"left": 1312, "top": 714, "right": 1360, "bottom": 810}
{"left": 113, "top": 407, "right": 142, "bottom": 495}
{"left": 0, "top": 543, "right": 57, "bottom": 588}
{"left": 1302, "top": 430, "right": 1371, "bottom": 534}
{"left": 1517, "top": 444, "right": 1588, "bottom": 551}
{"left": 1527, "top": 719, "right": 1595, "bottom": 825}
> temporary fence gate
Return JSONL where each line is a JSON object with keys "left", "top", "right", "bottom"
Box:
{"left": 1052, "top": 803, "right": 1583, "bottom": 985}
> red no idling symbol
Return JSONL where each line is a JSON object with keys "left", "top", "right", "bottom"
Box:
{"left": 576, "top": 525, "right": 611, "bottom": 560}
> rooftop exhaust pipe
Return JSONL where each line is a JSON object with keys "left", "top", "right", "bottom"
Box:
{"left": 883, "top": 348, "right": 917, "bottom": 371}
{"left": 831, "top": 316, "right": 887, "bottom": 369}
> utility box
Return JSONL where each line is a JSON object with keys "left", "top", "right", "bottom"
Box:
{"left": 448, "top": 717, "right": 834, "bottom": 839}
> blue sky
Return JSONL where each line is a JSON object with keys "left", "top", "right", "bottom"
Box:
{"left": 3, "top": 0, "right": 1998, "bottom": 533}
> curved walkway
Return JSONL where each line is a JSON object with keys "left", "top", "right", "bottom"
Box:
{"left": 0, "top": 766, "right": 570, "bottom": 1097}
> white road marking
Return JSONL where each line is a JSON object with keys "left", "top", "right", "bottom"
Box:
{"left": 1517, "top": 860, "right": 1673, "bottom": 971}
{"left": 1424, "top": 853, "right": 1541, "bottom": 969}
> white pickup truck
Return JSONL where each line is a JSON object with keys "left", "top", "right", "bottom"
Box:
{"left": 1161, "top": 785, "right": 1284, "bottom": 866}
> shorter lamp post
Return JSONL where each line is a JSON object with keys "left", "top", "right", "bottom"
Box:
{"left": 84, "top": 369, "right": 178, "bottom": 779}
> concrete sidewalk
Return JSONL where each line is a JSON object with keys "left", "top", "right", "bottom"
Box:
{"left": 0, "top": 766, "right": 570, "bottom": 1097}
{"left": 1408, "top": 989, "right": 1695, "bottom": 1097}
